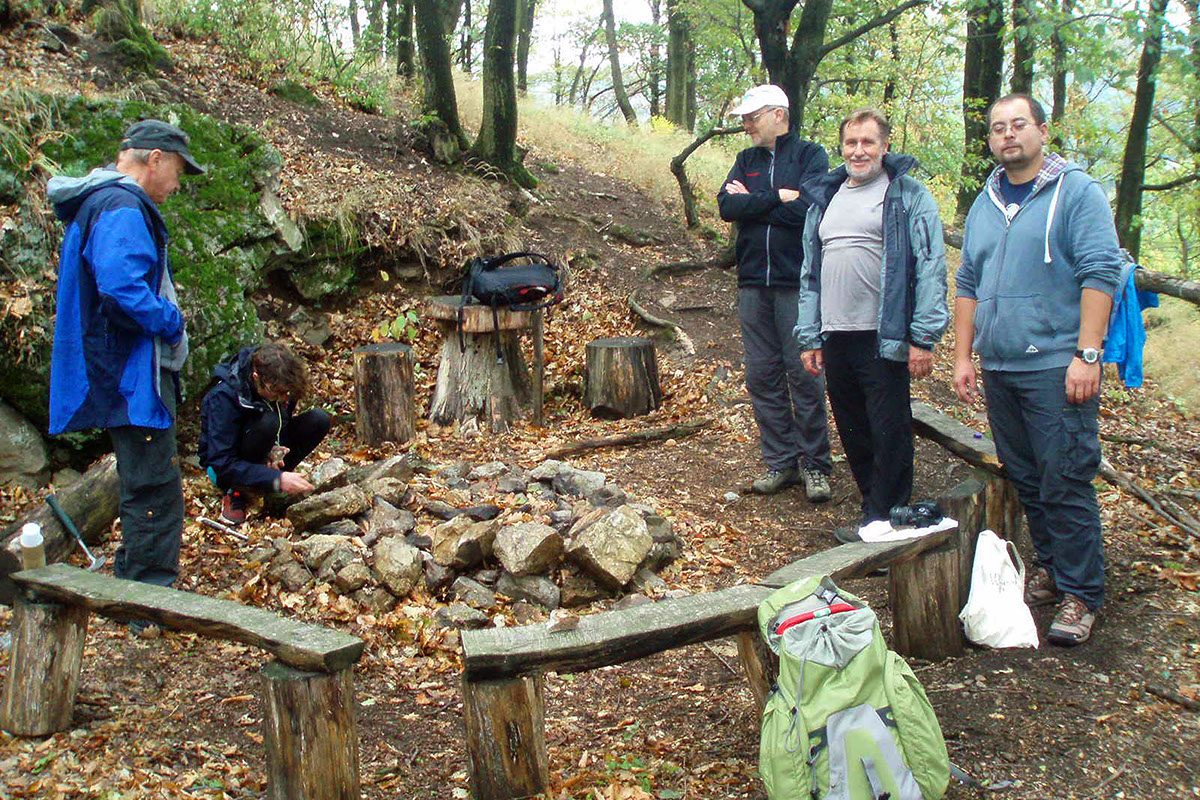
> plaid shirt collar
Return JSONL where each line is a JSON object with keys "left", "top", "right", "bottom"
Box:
{"left": 987, "top": 152, "right": 1069, "bottom": 201}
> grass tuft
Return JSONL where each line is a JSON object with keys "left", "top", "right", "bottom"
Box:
{"left": 1143, "top": 297, "right": 1200, "bottom": 414}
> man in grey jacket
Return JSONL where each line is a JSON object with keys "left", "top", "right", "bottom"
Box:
{"left": 953, "top": 94, "right": 1122, "bottom": 646}
{"left": 796, "top": 108, "right": 948, "bottom": 535}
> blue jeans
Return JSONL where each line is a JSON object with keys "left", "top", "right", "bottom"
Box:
{"left": 982, "top": 367, "right": 1104, "bottom": 610}
{"left": 738, "top": 286, "right": 832, "bottom": 474}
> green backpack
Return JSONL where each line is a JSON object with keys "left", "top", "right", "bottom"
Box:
{"left": 758, "top": 576, "right": 949, "bottom": 800}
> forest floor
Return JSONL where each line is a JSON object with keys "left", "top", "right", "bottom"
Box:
{"left": 1, "top": 17, "right": 1198, "bottom": 800}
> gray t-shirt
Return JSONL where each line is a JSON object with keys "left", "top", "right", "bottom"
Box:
{"left": 818, "top": 172, "right": 889, "bottom": 332}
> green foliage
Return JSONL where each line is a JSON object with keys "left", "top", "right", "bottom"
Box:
{"left": 269, "top": 79, "right": 322, "bottom": 108}
{"left": 91, "top": 1, "right": 172, "bottom": 74}
{"left": 374, "top": 310, "right": 420, "bottom": 343}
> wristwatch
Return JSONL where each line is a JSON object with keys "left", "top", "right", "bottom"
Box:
{"left": 1074, "top": 347, "right": 1101, "bottom": 364}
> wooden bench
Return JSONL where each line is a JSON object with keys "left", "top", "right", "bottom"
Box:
{"left": 424, "top": 295, "right": 546, "bottom": 430}
{"left": 1, "top": 564, "right": 366, "bottom": 800}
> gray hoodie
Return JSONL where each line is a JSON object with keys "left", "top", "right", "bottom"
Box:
{"left": 956, "top": 156, "right": 1122, "bottom": 372}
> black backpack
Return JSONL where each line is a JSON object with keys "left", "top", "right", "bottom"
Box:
{"left": 458, "top": 252, "right": 564, "bottom": 361}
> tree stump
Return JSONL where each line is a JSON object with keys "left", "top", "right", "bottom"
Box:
{"left": 584, "top": 337, "right": 662, "bottom": 418}
{"left": 353, "top": 343, "right": 416, "bottom": 446}
{"left": 888, "top": 539, "right": 965, "bottom": 661}
{"left": 462, "top": 674, "right": 549, "bottom": 800}
{"left": 260, "top": 661, "right": 360, "bottom": 800}
{"left": 424, "top": 297, "right": 535, "bottom": 433}
{"left": 1, "top": 598, "right": 89, "bottom": 736}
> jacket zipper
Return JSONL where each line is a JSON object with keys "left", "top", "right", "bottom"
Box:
{"left": 766, "top": 149, "right": 775, "bottom": 286}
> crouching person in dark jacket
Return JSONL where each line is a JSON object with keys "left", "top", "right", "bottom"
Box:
{"left": 199, "top": 343, "right": 329, "bottom": 526}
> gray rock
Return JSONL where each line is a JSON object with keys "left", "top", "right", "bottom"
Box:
{"left": 363, "top": 477, "right": 408, "bottom": 506}
{"left": 436, "top": 461, "right": 472, "bottom": 480}
{"left": 642, "top": 537, "right": 683, "bottom": 572}
{"left": 312, "top": 457, "right": 348, "bottom": 488}
{"left": 529, "top": 459, "right": 566, "bottom": 481}
{"left": 51, "top": 468, "right": 82, "bottom": 489}
{"left": 316, "top": 545, "right": 360, "bottom": 582}
{"left": 631, "top": 566, "right": 668, "bottom": 594}
{"left": 423, "top": 559, "right": 454, "bottom": 594}
{"left": 405, "top": 531, "right": 433, "bottom": 550}
{"left": 365, "top": 499, "right": 415, "bottom": 544}
{"left": 344, "top": 454, "right": 416, "bottom": 487}
{"left": 314, "top": 519, "right": 362, "bottom": 538}
{"left": 553, "top": 466, "right": 607, "bottom": 499}
{"left": 510, "top": 601, "right": 542, "bottom": 625}
{"left": 722, "top": 492, "right": 741, "bottom": 503}
{"left": 549, "top": 509, "right": 574, "bottom": 530}
{"left": 333, "top": 560, "right": 373, "bottom": 593}
{"left": 422, "top": 499, "right": 502, "bottom": 522}
{"left": 268, "top": 555, "right": 313, "bottom": 592}
{"left": 567, "top": 505, "right": 653, "bottom": 589}
{"left": 566, "top": 505, "right": 610, "bottom": 538}
{"left": 245, "top": 545, "right": 276, "bottom": 564}
{"left": 433, "top": 602, "right": 490, "bottom": 630}
{"left": 295, "top": 534, "right": 356, "bottom": 570}
{"left": 0, "top": 401, "right": 48, "bottom": 486}
{"left": 286, "top": 306, "right": 332, "bottom": 347}
{"left": 372, "top": 536, "right": 423, "bottom": 597}
{"left": 286, "top": 485, "right": 371, "bottom": 532}
{"left": 451, "top": 577, "right": 497, "bottom": 608}
{"left": 586, "top": 483, "right": 628, "bottom": 508}
{"left": 467, "top": 461, "right": 508, "bottom": 480}
{"left": 643, "top": 514, "right": 674, "bottom": 542}
{"left": 469, "top": 480, "right": 497, "bottom": 498}
{"left": 560, "top": 572, "right": 609, "bottom": 607}
{"left": 432, "top": 517, "right": 499, "bottom": 569}
{"left": 496, "top": 471, "right": 529, "bottom": 493}
{"left": 496, "top": 573, "right": 560, "bottom": 609}
{"left": 613, "top": 594, "right": 653, "bottom": 611}
{"left": 494, "top": 523, "right": 564, "bottom": 576}
{"left": 353, "top": 586, "right": 398, "bottom": 614}
{"left": 472, "top": 569, "right": 501, "bottom": 586}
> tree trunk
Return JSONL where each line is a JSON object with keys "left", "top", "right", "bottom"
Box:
{"left": 1, "top": 454, "right": 119, "bottom": 605}
{"left": 665, "top": 0, "right": 688, "bottom": 127}
{"left": 459, "top": 0, "right": 473, "bottom": 72}
{"left": 462, "top": 675, "right": 549, "bottom": 800}
{"left": 516, "top": 0, "right": 537, "bottom": 94}
{"left": 364, "top": 0, "right": 385, "bottom": 57}
{"left": 441, "top": 0, "right": 464, "bottom": 37}
{"left": 955, "top": 0, "right": 1005, "bottom": 221}
{"left": 601, "top": 0, "right": 637, "bottom": 125}
{"left": 396, "top": 0, "right": 415, "bottom": 77}
{"left": 585, "top": 337, "right": 662, "bottom": 419}
{"left": 0, "top": 599, "right": 89, "bottom": 736}
{"left": 568, "top": 27, "right": 598, "bottom": 106}
{"left": 648, "top": 0, "right": 662, "bottom": 117}
{"left": 349, "top": 0, "right": 361, "bottom": 47}
{"left": 883, "top": 21, "right": 899, "bottom": 103}
{"left": 415, "top": 0, "right": 469, "bottom": 154}
{"left": 1114, "top": 0, "right": 1168, "bottom": 260}
{"left": 1011, "top": 0, "right": 1035, "bottom": 93}
{"left": 353, "top": 343, "right": 416, "bottom": 447}
{"left": 471, "top": 0, "right": 537, "bottom": 188}
{"left": 1050, "top": 0, "right": 1072, "bottom": 143}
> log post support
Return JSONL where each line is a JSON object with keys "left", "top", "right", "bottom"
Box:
{"left": 984, "top": 474, "right": 1026, "bottom": 550}
{"left": 462, "top": 674, "right": 549, "bottom": 800}
{"left": 887, "top": 537, "right": 965, "bottom": 661}
{"left": 735, "top": 630, "right": 777, "bottom": 716}
{"left": 584, "top": 337, "right": 662, "bottom": 418}
{"left": 353, "top": 343, "right": 416, "bottom": 446}
{"left": 1, "top": 597, "right": 89, "bottom": 736}
{"left": 260, "top": 661, "right": 360, "bottom": 800}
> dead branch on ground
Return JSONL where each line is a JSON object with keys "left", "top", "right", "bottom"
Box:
{"left": 545, "top": 418, "right": 714, "bottom": 459}
{"left": 629, "top": 290, "right": 695, "bottom": 355}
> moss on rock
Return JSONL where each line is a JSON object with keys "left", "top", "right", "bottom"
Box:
{"left": 269, "top": 80, "right": 322, "bottom": 109}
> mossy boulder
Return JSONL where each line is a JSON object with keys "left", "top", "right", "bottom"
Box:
{"left": 90, "top": 1, "right": 171, "bottom": 75}
{"left": 0, "top": 96, "right": 288, "bottom": 430}
{"left": 269, "top": 80, "right": 322, "bottom": 109}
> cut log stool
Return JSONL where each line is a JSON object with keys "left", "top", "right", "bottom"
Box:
{"left": 424, "top": 296, "right": 542, "bottom": 432}
{"left": 353, "top": 343, "right": 416, "bottom": 446}
{"left": 584, "top": 337, "right": 662, "bottom": 418}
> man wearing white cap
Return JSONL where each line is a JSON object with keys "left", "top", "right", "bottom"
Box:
{"left": 718, "top": 84, "right": 833, "bottom": 499}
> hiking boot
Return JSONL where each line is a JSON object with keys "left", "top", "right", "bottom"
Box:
{"left": 751, "top": 468, "right": 798, "bottom": 495}
{"left": 219, "top": 490, "right": 247, "bottom": 527}
{"left": 1047, "top": 594, "right": 1096, "bottom": 646}
{"left": 801, "top": 467, "right": 832, "bottom": 503}
{"left": 1024, "top": 566, "right": 1059, "bottom": 607}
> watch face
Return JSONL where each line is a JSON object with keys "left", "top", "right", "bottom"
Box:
{"left": 1080, "top": 348, "right": 1100, "bottom": 363}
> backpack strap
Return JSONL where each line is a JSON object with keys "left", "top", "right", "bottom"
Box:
{"left": 860, "top": 756, "right": 892, "bottom": 799}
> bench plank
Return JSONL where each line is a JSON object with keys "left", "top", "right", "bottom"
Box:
{"left": 11, "top": 564, "right": 364, "bottom": 673}
{"left": 911, "top": 401, "right": 1004, "bottom": 477}
{"left": 462, "top": 530, "right": 955, "bottom": 681}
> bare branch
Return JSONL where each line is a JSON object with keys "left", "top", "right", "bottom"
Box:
{"left": 819, "top": 0, "right": 928, "bottom": 59}
{"left": 1143, "top": 172, "right": 1200, "bottom": 191}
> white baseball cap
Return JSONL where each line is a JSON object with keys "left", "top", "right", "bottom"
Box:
{"left": 730, "top": 84, "right": 789, "bottom": 116}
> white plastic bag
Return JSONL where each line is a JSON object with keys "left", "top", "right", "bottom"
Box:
{"left": 958, "top": 529, "right": 1039, "bottom": 648}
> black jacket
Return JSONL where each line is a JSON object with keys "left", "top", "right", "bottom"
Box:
{"left": 198, "top": 347, "right": 293, "bottom": 491}
{"left": 717, "top": 132, "right": 829, "bottom": 288}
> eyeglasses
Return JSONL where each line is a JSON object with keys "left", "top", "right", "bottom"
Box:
{"left": 990, "top": 118, "right": 1033, "bottom": 136}
{"left": 742, "top": 108, "right": 774, "bottom": 126}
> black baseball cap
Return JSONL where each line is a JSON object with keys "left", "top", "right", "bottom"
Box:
{"left": 120, "top": 119, "right": 205, "bottom": 175}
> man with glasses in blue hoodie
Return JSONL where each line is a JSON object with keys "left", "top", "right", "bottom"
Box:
{"left": 953, "top": 94, "right": 1123, "bottom": 646}
{"left": 47, "top": 120, "right": 204, "bottom": 597}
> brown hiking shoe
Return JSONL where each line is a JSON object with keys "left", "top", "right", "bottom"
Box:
{"left": 1024, "top": 566, "right": 1059, "bottom": 607}
{"left": 1047, "top": 594, "right": 1096, "bottom": 646}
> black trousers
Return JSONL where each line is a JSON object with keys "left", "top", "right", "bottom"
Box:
{"left": 236, "top": 408, "right": 331, "bottom": 483}
{"left": 109, "top": 369, "right": 183, "bottom": 587}
{"left": 823, "top": 331, "right": 913, "bottom": 523}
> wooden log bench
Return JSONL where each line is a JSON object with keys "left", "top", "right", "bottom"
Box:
{"left": 424, "top": 296, "right": 546, "bottom": 431}
{"left": 1, "top": 564, "right": 366, "bottom": 800}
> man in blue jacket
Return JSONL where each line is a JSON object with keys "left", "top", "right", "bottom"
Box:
{"left": 48, "top": 119, "right": 204, "bottom": 590}
{"left": 795, "top": 108, "right": 948, "bottom": 536}
{"left": 953, "top": 94, "right": 1123, "bottom": 646}
{"left": 718, "top": 84, "right": 833, "bottom": 500}
{"left": 199, "top": 343, "right": 326, "bottom": 527}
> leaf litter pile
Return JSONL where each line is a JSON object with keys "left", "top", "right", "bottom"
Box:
{"left": 1, "top": 20, "right": 1198, "bottom": 800}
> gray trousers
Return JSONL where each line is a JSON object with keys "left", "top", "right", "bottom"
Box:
{"left": 982, "top": 367, "right": 1104, "bottom": 610}
{"left": 738, "top": 286, "right": 832, "bottom": 474}
{"left": 109, "top": 369, "right": 183, "bottom": 587}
